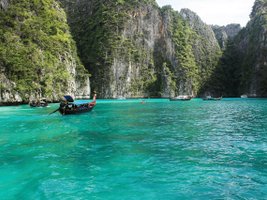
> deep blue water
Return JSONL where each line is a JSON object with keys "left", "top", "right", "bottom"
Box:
{"left": 0, "top": 98, "right": 266, "bottom": 199}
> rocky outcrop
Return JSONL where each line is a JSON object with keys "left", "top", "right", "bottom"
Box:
{"left": 206, "top": 0, "right": 267, "bottom": 97}
{"left": 109, "top": 3, "right": 163, "bottom": 97}
{"left": 0, "top": 0, "right": 9, "bottom": 10}
{"left": 180, "top": 9, "right": 221, "bottom": 92}
{"left": 235, "top": 0, "right": 267, "bottom": 96}
{"left": 5, "top": 0, "right": 264, "bottom": 101}
{"left": 60, "top": 0, "right": 162, "bottom": 97}
{"left": 181, "top": 8, "right": 219, "bottom": 47}
{"left": 0, "top": 0, "right": 90, "bottom": 104}
{"left": 60, "top": 0, "right": 221, "bottom": 98}
{"left": 212, "top": 24, "right": 242, "bottom": 49}
{"left": 0, "top": 72, "right": 22, "bottom": 105}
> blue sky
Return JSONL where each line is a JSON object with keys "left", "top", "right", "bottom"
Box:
{"left": 156, "top": 0, "right": 255, "bottom": 26}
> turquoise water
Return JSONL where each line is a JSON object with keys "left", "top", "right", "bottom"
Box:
{"left": 0, "top": 98, "right": 266, "bottom": 199}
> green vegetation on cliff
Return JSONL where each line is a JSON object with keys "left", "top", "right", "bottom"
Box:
{"left": 61, "top": 0, "right": 160, "bottom": 97}
{"left": 61, "top": 0, "right": 222, "bottom": 97}
{"left": 5, "top": 0, "right": 265, "bottom": 100}
{"left": 206, "top": 0, "right": 267, "bottom": 97}
{"left": 168, "top": 8, "right": 199, "bottom": 94}
{"left": 159, "top": 6, "right": 221, "bottom": 96}
{"left": 239, "top": 0, "right": 267, "bottom": 96}
{"left": 0, "top": 0, "right": 87, "bottom": 100}
{"left": 204, "top": 40, "right": 242, "bottom": 96}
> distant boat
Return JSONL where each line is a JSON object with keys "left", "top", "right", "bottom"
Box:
{"left": 50, "top": 94, "right": 96, "bottom": 115}
{"left": 203, "top": 96, "right": 222, "bottom": 101}
{"left": 169, "top": 95, "right": 192, "bottom": 101}
{"left": 29, "top": 98, "right": 48, "bottom": 107}
{"left": 241, "top": 94, "right": 248, "bottom": 98}
{"left": 117, "top": 96, "right": 126, "bottom": 100}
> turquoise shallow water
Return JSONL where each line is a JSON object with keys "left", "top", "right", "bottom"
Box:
{"left": 0, "top": 98, "right": 266, "bottom": 199}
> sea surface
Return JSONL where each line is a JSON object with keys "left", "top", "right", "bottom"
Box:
{"left": 0, "top": 98, "right": 266, "bottom": 200}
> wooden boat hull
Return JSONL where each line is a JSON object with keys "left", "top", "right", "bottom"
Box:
{"left": 59, "top": 102, "right": 95, "bottom": 115}
{"left": 203, "top": 97, "right": 222, "bottom": 101}
{"left": 59, "top": 106, "right": 94, "bottom": 115}
{"left": 169, "top": 98, "right": 191, "bottom": 101}
{"left": 57, "top": 94, "right": 97, "bottom": 115}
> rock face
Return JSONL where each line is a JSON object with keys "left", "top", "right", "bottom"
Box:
{"left": 0, "top": 72, "right": 22, "bottom": 104}
{"left": 206, "top": 0, "right": 267, "bottom": 97}
{"left": 0, "top": 0, "right": 9, "bottom": 10}
{"left": 212, "top": 24, "right": 242, "bottom": 49}
{"left": 60, "top": 0, "right": 221, "bottom": 98}
{"left": 180, "top": 9, "right": 221, "bottom": 93}
{"left": 181, "top": 9, "right": 218, "bottom": 44}
{"left": 0, "top": 0, "right": 90, "bottom": 104}
{"left": 60, "top": 0, "right": 162, "bottom": 98}
{"left": 235, "top": 0, "right": 267, "bottom": 96}
{"left": 3, "top": 0, "right": 265, "bottom": 102}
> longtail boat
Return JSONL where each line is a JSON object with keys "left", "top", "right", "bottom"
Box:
{"left": 202, "top": 96, "right": 222, "bottom": 101}
{"left": 169, "top": 95, "right": 192, "bottom": 101}
{"left": 29, "top": 98, "right": 48, "bottom": 107}
{"left": 54, "top": 94, "right": 96, "bottom": 115}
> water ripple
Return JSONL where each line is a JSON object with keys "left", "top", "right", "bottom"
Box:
{"left": 0, "top": 99, "right": 267, "bottom": 199}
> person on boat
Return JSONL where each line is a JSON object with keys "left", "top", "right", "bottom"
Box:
{"left": 59, "top": 100, "right": 68, "bottom": 115}
{"left": 89, "top": 93, "right": 97, "bottom": 108}
{"left": 93, "top": 93, "right": 97, "bottom": 102}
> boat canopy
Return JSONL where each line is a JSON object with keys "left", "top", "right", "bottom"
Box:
{"left": 64, "top": 95, "right": 74, "bottom": 102}
{"left": 67, "top": 101, "right": 91, "bottom": 106}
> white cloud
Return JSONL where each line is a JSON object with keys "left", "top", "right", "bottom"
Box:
{"left": 156, "top": 0, "right": 255, "bottom": 26}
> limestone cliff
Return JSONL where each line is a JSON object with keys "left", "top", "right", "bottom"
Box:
{"left": 60, "top": 0, "right": 161, "bottom": 97}
{"left": 3, "top": 0, "right": 264, "bottom": 101}
{"left": 212, "top": 24, "right": 242, "bottom": 49}
{"left": 236, "top": 0, "right": 267, "bottom": 96}
{"left": 0, "top": 0, "right": 90, "bottom": 104}
{"left": 60, "top": 0, "right": 221, "bottom": 98}
{"left": 0, "top": 0, "right": 9, "bottom": 10}
{"left": 180, "top": 9, "right": 221, "bottom": 94}
{"left": 205, "top": 0, "right": 267, "bottom": 97}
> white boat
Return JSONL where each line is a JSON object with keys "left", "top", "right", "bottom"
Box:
{"left": 203, "top": 96, "right": 222, "bottom": 101}
{"left": 117, "top": 96, "right": 126, "bottom": 100}
{"left": 241, "top": 94, "right": 248, "bottom": 98}
{"left": 169, "top": 95, "right": 192, "bottom": 101}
